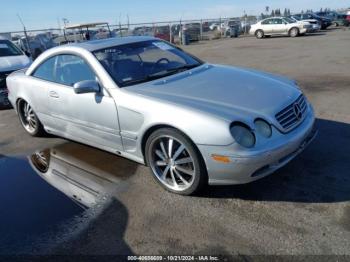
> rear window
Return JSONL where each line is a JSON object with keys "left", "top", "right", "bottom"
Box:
{"left": 0, "top": 40, "right": 23, "bottom": 57}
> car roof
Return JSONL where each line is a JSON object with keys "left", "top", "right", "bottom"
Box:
{"left": 67, "top": 36, "right": 156, "bottom": 52}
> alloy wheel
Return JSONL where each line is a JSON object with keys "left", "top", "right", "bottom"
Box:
{"left": 256, "top": 30, "right": 264, "bottom": 38}
{"left": 149, "top": 135, "right": 196, "bottom": 192}
{"left": 20, "top": 101, "right": 37, "bottom": 133}
{"left": 290, "top": 28, "right": 298, "bottom": 37}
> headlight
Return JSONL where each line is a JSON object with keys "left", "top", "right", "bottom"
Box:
{"left": 230, "top": 122, "right": 255, "bottom": 148}
{"left": 254, "top": 119, "right": 272, "bottom": 138}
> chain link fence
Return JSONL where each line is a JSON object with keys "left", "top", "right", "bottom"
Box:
{"left": 0, "top": 16, "right": 259, "bottom": 60}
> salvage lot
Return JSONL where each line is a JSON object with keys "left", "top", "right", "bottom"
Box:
{"left": 1, "top": 28, "right": 350, "bottom": 256}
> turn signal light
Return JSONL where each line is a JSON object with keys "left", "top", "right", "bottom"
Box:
{"left": 211, "top": 154, "right": 231, "bottom": 163}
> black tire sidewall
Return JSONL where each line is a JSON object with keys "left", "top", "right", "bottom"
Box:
{"left": 255, "top": 30, "right": 264, "bottom": 39}
{"left": 18, "top": 100, "right": 44, "bottom": 137}
{"left": 145, "top": 128, "right": 207, "bottom": 195}
{"left": 290, "top": 27, "right": 299, "bottom": 37}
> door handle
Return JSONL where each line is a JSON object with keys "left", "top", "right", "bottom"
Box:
{"left": 49, "top": 91, "right": 59, "bottom": 98}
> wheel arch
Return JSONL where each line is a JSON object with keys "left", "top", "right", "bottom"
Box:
{"left": 255, "top": 29, "right": 264, "bottom": 35}
{"left": 141, "top": 124, "right": 187, "bottom": 160}
{"left": 289, "top": 26, "right": 300, "bottom": 35}
{"left": 140, "top": 124, "right": 207, "bottom": 173}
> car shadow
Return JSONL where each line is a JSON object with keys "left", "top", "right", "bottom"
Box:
{"left": 199, "top": 118, "right": 350, "bottom": 203}
{"left": 0, "top": 105, "right": 12, "bottom": 111}
{"left": 303, "top": 32, "right": 327, "bottom": 37}
{"left": 52, "top": 198, "right": 134, "bottom": 255}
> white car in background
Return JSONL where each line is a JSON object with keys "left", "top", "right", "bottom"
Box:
{"left": 250, "top": 17, "right": 308, "bottom": 39}
{"left": 0, "top": 38, "right": 31, "bottom": 107}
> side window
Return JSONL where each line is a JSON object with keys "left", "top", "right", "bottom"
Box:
{"left": 32, "top": 56, "right": 56, "bottom": 82}
{"left": 275, "top": 19, "right": 283, "bottom": 24}
{"left": 261, "top": 19, "right": 272, "bottom": 25}
{"left": 55, "top": 55, "right": 96, "bottom": 86}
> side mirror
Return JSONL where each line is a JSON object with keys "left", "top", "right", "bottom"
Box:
{"left": 73, "top": 80, "right": 100, "bottom": 94}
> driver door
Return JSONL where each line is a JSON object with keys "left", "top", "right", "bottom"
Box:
{"left": 47, "top": 54, "right": 123, "bottom": 151}
{"left": 272, "top": 18, "right": 288, "bottom": 34}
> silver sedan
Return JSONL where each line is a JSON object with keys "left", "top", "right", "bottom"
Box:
{"left": 7, "top": 36, "right": 317, "bottom": 195}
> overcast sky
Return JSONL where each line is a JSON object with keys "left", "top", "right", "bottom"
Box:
{"left": 1, "top": 0, "right": 349, "bottom": 32}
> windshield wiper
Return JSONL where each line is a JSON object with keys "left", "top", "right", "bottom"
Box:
{"left": 148, "top": 64, "right": 201, "bottom": 78}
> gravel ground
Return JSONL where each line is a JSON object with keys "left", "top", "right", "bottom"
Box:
{"left": 0, "top": 28, "right": 350, "bottom": 257}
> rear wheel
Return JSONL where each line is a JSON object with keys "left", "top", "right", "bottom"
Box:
{"left": 289, "top": 27, "right": 299, "bottom": 37}
{"left": 145, "top": 128, "right": 207, "bottom": 195}
{"left": 18, "top": 100, "right": 45, "bottom": 137}
{"left": 255, "top": 30, "right": 264, "bottom": 39}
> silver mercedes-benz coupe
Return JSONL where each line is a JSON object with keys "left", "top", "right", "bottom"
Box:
{"left": 7, "top": 36, "right": 317, "bottom": 195}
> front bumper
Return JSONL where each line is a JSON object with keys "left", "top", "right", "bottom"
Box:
{"left": 198, "top": 107, "right": 317, "bottom": 185}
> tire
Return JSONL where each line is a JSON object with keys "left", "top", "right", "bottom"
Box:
{"left": 255, "top": 30, "right": 264, "bottom": 39}
{"left": 289, "top": 27, "right": 299, "bottom": 37}
{"left": 17, "top": 100, "right": 45, "bottom": 137}
{"left": 334, "top": 22, "right": 339, "bottom": 27}
{"left": 145, "top": 128, "right": 207, "bottom": 195}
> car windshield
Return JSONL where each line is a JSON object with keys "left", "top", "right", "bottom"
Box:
{"left": 284, "top": 18, "right": 295, "bottom": 23}
{"left": 0, "top": 40, "right": 23, "bottom": 57}
{"left": 94, "top": 40, "right": 202, "bottom": 87}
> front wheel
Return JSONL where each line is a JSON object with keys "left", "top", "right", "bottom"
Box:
{"left": 145, "top": 128, "right": 207, "bottom": 195}
{"left": 289, "top": 27, "right": 299, "bottom": 37}
{"left": 18, "top": 100, "right": 45, "bottom": 137}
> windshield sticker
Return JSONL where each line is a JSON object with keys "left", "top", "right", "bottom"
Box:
{"left": 152, "top": 42, "right": 174, "bottom": 51}
{"left": 0, "top": 44, "right": 9, "bottom": 49}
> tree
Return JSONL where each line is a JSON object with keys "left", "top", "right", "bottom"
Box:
{"left": 271, "top": 10, "right": 275, "bottom": 17}
{"left": 284, "top": 8, "right": 288, "bottom": 17}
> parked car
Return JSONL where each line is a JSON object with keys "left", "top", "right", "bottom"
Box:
{"left": 133, "top": 26, "right": 154, "bottom": 37}
{"left": 289, "top": 16, "right": 321, "bottom": 32}
{"left": 209, "top": 23, "right": 220, "bottom": 31}
{"left": 347, "top": 10, "right": 350, "bottom": 23}
{"left": 172, "top": 23, "right": 201, "bottom": 42}
{"left": 184, "top": 23, "right": 201, "bottom": 41}
{"left": 14, "top": 33, "right": 57, "bottom": 59}
{"left": 7, "top": 36, "right": 317, "bottom": 195}
{"left": 221, "top": 20, "right": 241, "bottom": 37}
{"left": 315, "top": 11, "right": 349, "bottom": 26}
{"left": 0, "top": 39, "right": 31, "bottom": 107}
{"left": 291, "top": 13, "right": 332, "bottom": 29}
{"left": 250, "top": 17, "right": 308, "bottom": 39}
{"left": 154, "top": 25, "right": 173, "bottom": 42}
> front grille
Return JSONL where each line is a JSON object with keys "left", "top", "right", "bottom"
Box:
{"left": 0, "top": 71, "right": 13, "bottom": 89}
{"left": 275, "top": 95, "right": 308, "bottom": 132}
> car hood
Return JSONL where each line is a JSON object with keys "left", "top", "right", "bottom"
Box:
{"left": 126, "top": 64, "right": 301, "bottom": 123}
{"left": 0, "top": 55, "right": 31, "bottom": 72}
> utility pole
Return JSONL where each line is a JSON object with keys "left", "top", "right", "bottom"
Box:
{"left": 62, "top": 18, "right": 69, "bottom": 42}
